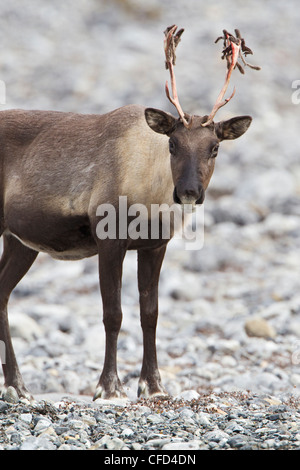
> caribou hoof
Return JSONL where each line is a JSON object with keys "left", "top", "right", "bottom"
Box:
{"left": 137, "top": 379, "right": 169, "bottom": 399}
{"left": 1, "top": 385, "right": 33, "bottom": 404}
{"left": 93, "top": 380, "right": 128, "bottom": 401}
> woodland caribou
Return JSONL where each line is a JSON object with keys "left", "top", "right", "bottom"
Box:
{"left": 0, "top": 27, "right": 259, "bottom": 400}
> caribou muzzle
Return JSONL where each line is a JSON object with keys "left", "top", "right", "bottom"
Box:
{"left": 173, "top": 185, "right": 205, "bottom": 206}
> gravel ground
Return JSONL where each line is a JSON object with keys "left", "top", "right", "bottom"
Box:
{"left": 1, "top": 391, "right": 300, "bottom": 451}
{"left": 1, "top": 0, "right": 300, "bottom": 451}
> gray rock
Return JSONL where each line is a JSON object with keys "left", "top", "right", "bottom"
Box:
{"left": 20, "top": 436, "right": 57, "bottom": 450}
{"left": 9, "top": 313, "right": 43, "bottom": 342}
{"left": 34, "top": 417, "right": 53, "bottom": 433}
{"left": 19, "top": 413, "right": 33, "bottom": 425}
{"left": 203, "top": 430, "right": 230, "bottom": 443}
{"left": 105, "top": 437, "right": 126, "bottom": 451}
{"left": 147, "top": 414, "right": 165, "bottom": 425}
{"left": 228, "top": 435, "right": 250, "bottom": 449}
{"left": 178, "top": 407, "right": 195, "bottom": 419}
{"left": 162, "top": 440, "right": 203, "bottom": 450}
{"left": 175, "top": 390, "right": 200, "bottom": 401}
{"left": 2, "top": 386, "right": 19, "bottom": 404}
{"left": 121, "top": 427, "right": 135, "bottom": 438}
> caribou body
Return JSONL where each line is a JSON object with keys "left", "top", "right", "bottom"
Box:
{"left": 0, "top": 26, "right": 258, "bottom": 400}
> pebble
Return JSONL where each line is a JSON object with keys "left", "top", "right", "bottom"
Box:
{"left": 244, "top": 317, "right": 276, "bottom": 339}
{"left": 2, "top": 387, "right": 19, "bottom": 404}
{"left": 19, "top": 413, "right": 33, "bottom": 425}
{"left": 1, "top": 0, "right": 300, "bottom": 452}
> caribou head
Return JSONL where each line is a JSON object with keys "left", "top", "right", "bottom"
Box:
{"left": 145, "top": 26, "right": 260, "bottom": 208}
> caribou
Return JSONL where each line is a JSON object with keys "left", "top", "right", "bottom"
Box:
{"left": 0, "top": 27, "right": 259, "bottom": 400}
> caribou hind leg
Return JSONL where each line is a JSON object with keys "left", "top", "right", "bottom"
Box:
{"left": 0, "top": 233, "right": 38, "bottom": 400}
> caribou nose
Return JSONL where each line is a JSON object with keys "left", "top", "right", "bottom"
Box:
{"left": 173, "top": 185, "right": 205, "bottom": 205}
{"left": 184, "top": 187, "right": 200, "bottom": 200}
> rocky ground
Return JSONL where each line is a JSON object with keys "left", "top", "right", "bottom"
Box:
{"left": 1, "top": 391, "right": 300, "bottom": 450}
{"left": 0, "top": 0, "right": 300, "bottom": 451}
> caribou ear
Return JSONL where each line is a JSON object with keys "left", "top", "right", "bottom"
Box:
{"left": 145, "top": 108, "right": 177, "bottom": 136}
{"left": 215, "top": 116, "right": 252, "bottom": 141}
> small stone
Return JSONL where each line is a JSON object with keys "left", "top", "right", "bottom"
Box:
{"left": 179, "top": 408, "right": 195, "bottom": 419}
{"left": 55, "top": 426, "right": 69, "bottom": 436}
{"left": 9, "top": 312, "right": 43, "bottom": 341}
{"left": 105, "top": 437, "right": 125, "bottom": 450}
{"left": 80, "top": 414, "right": 97, "bottom": 426}
{"left": 228, "top": 435, "right": 249, "bottom": 449}
{"left": 162, "top": 440, "right": 203, "bottom": 450}
{"left": 68, "top": 419, "right": 87, "bottom": 431}
{"left": 203, "top": 430, "right": 230, "bottom": 443}
{"left": 225, "top": 422, "right": 246, "bottom": 433}
{"left": 195, "top": 412, "right": 211, "bottom": 426}
{"left": 245, "top": 317, "right": 276, "bottom": 339}
{"left": 175, "top": 390, "right": 200, "bottom": 401}
{"left": 145, "top": 437, "right": 172, "bottom": 448}
{"left": 91, "top": 435, "right": 113, "bottom": 450}
{"left": 0, "top": 402, "right": 9, "bottom": 412}
{"left": 221, "top": 355, "right": 237, "bottom": 367}
{"left": 121, "top": 427, "right": 135, "bottom": 438}
{"left": 19, "top": 413, "right": 33, "bottom": 425}
{"left": 10, "top": 432, "right": 22, "bottom": 446}
{"left": 267, "top": 413, "right": 282, "bottom": 421}
{"left": 2, "top": 386, "right": 19, "bottom": 404}
{"left": 34, "top": 418, "right": 52, "bottom": 433}
{"left": 58, "top": 444, "right": 73, "bottom": 450}
{"left": 147, "top": 414, "right": 165, "bottom": 424}
{"left": 131, "top": 442, "right": 142, "bottom": 450}
{"left": 20, "top": 436, "right": 56, "bottom": 450}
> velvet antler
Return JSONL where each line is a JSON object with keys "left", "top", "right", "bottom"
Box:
{"left": 164, "top": 25, "right": 193, "bottom": 128}
{"left": 202, "top": 29, "right": 261, "bottom": 127}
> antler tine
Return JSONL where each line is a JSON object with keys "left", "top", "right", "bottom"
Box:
{"left": 202, "top": 29, "right": 260, "bottom": 127}
{"left": 164, "top": 25, "right": 193, "bottom": 129}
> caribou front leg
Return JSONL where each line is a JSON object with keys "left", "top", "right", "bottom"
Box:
{"left": 93, "top": 240, "right": 127, "bottom": 400}
{"left": 137, "top": 244, "right": 168, "bottom": 398}
{"left": 0, "top": 234, "right": 38, "bottom": 400}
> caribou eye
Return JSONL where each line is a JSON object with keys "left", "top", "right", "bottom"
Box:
{"left": 169, "top": 139, "right": 176, "bottom": 154}
{"left": 211, "top": 143, "right": 219, "bottom": 158}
